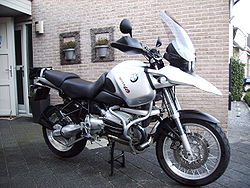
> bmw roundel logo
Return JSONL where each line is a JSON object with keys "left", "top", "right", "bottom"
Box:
{"left": 130, "top": 73, "right": 138, "bottom": 82}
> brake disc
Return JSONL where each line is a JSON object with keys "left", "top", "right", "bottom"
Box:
{"left": 173, "top": 133, "right": 209, "bottom": 169}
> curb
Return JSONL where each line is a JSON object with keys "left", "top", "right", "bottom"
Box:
{"left": 243, "top": 101, "right": 250, "bottom": 111}
{"left": 233, "top": 100, "right": 250, "bottom": 111}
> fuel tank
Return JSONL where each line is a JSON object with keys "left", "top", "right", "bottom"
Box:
{"left": 106, "top": 60, "right": 156, "bottom": 107}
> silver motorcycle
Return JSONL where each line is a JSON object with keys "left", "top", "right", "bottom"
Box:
{"left": 31, "top": 11, "right": 230, "bottom": 186}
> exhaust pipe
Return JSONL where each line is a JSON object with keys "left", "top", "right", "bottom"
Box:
{"left": 107, "top": 135, "right": 153, "bottom": 153}
{"left": 136, "top": 137, "right": 153, "bottom": 151}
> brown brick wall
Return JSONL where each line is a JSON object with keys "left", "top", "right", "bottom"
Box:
{"left": 32, "top": 0, "right": 229, "bottom": 128}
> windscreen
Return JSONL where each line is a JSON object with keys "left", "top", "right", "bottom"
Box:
{"left": 160, "top": 11, "right": 195, "bottom": 62}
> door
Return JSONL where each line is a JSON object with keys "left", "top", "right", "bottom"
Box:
{"left": 14, "top": 23, "right": 33, "bottom": 115}
{"left": 0, "top": 18, "right": 16, "bottom": 116}
{"left": 15, "top": 26, "right": 25, "bottom": 113}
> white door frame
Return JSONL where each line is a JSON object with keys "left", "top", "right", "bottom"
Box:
{"left": 0, "top": 18, "right": 17, "bottom": 116}
{"left": 15, "top": 22, "right": 32, "bottom": 115}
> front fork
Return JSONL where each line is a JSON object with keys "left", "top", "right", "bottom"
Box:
{"left": 163, "top": 88, "right": 193, "bottom": 156}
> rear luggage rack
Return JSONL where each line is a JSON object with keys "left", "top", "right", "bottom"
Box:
{"left": 29, "top": 67, "right": 53, "bottom": 79}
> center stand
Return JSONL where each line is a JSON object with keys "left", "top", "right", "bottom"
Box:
{"left": 108, "top": 141, "right": 125, "bottom": 176}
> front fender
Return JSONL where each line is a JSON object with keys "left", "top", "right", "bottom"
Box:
{"left": 178, "top": 110, "right": 220, "bottom": 124}
{"left": 153, "top": 110, "right": 220, "bottom": 142}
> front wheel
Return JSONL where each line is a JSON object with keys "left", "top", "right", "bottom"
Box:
{"left": 156, "top": 119, "right": 230, "bottom": 186}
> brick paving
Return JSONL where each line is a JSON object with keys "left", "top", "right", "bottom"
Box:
{"left": 0, "top": 102, "right": 249, "bottom": 188}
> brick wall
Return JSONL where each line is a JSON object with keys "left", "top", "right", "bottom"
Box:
{"left": 32, "top": 0, "right": 229, "bottom": 129}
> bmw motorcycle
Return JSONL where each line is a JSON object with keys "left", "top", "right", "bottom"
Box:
{"left": 31, "top": 11, "right": 230, "bottom": 186}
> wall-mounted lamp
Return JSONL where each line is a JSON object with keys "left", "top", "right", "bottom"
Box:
{"left": 35, "top": 21, "right": 44, "bottom": 34}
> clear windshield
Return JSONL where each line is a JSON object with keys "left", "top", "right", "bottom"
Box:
{"left": 160, "top": 11, "right": 195, "bottom": 62}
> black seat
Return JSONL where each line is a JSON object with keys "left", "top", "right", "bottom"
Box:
{"left": 61, "top": 73, "right": 107, "bottom": 99}
{"left": 44, "top": 70, "right": 79, "bottom": 88}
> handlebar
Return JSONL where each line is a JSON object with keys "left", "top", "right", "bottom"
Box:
{"left": 142, "top": 45, "right": 164, "bottom": 69}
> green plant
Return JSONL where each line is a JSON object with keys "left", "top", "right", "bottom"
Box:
{"left": 29, "top": 86, "right": 36, "bottom": 98}
{"left": 62, "top": 41, "right": 76, "bottom": 49}
{"left": 244, "top": 91, "right": 250, "bottom": 107}
{"left": 29, "top": 91, "right": 36, "bottom": 98}
{"left": 231, "top": 58, "right": 245, "bottom": 101}
{"left": 96, "top": 38, "right": 109, "bottom": 45}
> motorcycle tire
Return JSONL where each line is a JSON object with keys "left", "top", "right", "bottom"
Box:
{"left": 42, "top": 105, "right": 87, "bottom": 158}
{"left": 156, "top": 119, "right": 230, "bottom": 186}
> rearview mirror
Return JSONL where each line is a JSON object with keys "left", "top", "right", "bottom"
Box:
{"left": 120, "top": 19, "right": 133, "bottom": 37}
{"left": 156, "top": 37, "right": 162, "bottom": 48}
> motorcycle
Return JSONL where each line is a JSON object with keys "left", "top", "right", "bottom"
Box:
{"left": 31, "top": 11, "right": 230, "bottom": 186}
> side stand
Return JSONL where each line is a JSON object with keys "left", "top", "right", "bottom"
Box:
{"left": 109, "top": 141, "right": 125, "bottom": 176}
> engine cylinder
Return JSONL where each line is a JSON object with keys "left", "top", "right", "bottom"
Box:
{"left": 88, "top": 117, "right": 104, "bottom": 134}
{"left": 103, "top": 110, "right": 133, "bottom": 136}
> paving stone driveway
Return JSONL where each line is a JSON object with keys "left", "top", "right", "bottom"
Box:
{"left": 0, "top": 102, "right": 250, "bottom": 188}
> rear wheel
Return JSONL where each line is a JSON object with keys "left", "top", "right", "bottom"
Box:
{"left": 42, "top": 105, "right": 87, "bottom": 158}
{"left": 156, "top": 119, "right": 230, "bottom": 186}
{"left": 43, "top": 127, "right": 86, "bottom": 158}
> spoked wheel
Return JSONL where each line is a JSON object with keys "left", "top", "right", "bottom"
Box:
{"left": 42, "top": 105, "right": 87, "bottom": 158}
{"left": 156, "top": 119, "right": 230, "bottom": 186}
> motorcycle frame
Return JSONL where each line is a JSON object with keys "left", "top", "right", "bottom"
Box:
{"left": 34, "top": 67, "right": 222, "bottom": 162}
{"left": 34, "top": 70, "right": 198, "bottom": 155}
